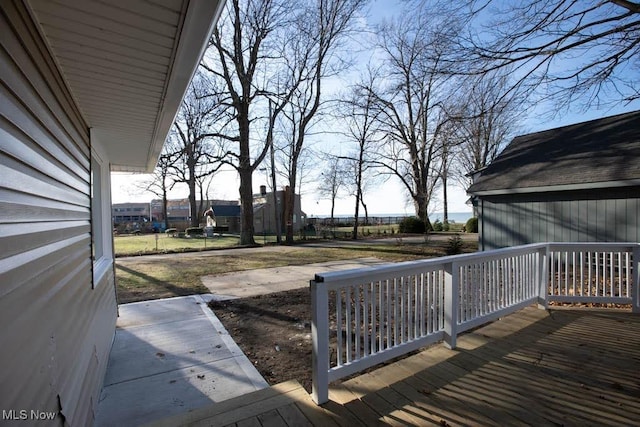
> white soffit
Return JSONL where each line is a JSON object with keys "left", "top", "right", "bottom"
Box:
{"left": 27, "top": 0, "right": 224, "bottom": 172}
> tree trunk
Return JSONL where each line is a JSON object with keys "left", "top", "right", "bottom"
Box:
{"left": 238, "top": 167, "right": 256, "bottom": 245}
{"left": 199, "top": 184, "right": 205, "bottom": 219}
{"left": 442, "top": 183, "right": 449, "bottom": 230}
{"left": 415, "top": 193, "right": 432, "bottom": 232}
{"left": 360, "top": 194, "right": 369, "bottom": 227}
{"left": 188, "top": 176, "right": 198, "bottom": 228}
{"left": 353, "top": 192, "right": 360, "bottom": 240}
{"left": 284, "top": 184, "right": 295, "bottom": 244}
{"left": 284, "top": 159, "right": 298, "bottom": 243}
{"left": 162, "top": 187, "right": 169, "bottom": 230}
{"left": 442, "top": 147, "right": 449, "bottom": 231}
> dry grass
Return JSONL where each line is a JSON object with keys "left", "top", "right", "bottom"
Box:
{"left": 115, "top": 240, "right": 477, "bottom": 303}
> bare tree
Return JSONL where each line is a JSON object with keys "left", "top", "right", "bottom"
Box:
{"left": 171, "top": 74, "right": 224, "bottom": 227}
{"left": 202, "top": 0, "right": 299, "bottom": 245}
{"left": 461, "top": 0, "right": 640, "bottom": 110}
{"left": 363, "top": 9, "right": 461, "bottom": 230}
{"left": 339, "top": 74, "right": 383, "bottom": 239}
{"left": 451, "top": 72, "right": 521, "bottom": 191}
{"left": 132, "top": 149, "right": 179, "bottom": 229}
{"left": 277, "top": 0, "right": 368, "bottom": 243}
{"left": 316, "top": 155, "right": 347, "bottom": 227}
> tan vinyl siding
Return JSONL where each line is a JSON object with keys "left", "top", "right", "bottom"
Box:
{"left": 1, "top": 2, "right": 117, "bottom": 425}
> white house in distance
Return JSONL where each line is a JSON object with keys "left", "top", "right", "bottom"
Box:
{"left": 0, "top": 1, "right": 224, "bottom": 425}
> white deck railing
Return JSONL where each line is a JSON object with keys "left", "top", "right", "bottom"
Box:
{"left": 310, "top": 242, "right": 640, "bottom": 404}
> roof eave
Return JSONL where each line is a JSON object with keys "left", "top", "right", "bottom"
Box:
{"left": 140, "top": 0, "right": 223, "bottom": 173}
{"left": 468, "top": 179, "right": 640, "bottom": 197}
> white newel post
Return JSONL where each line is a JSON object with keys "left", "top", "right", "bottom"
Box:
{"left": 537, "top": 245, "right": 549, "bottom": 309}
{"left": 632, "top": 245, "right": 640, "bottom": 313}
{"left": 311, "top": 278, "right": 330, "bottom": 404}
{"left": 444, "top": 261, "right": 459, "bottom": 349}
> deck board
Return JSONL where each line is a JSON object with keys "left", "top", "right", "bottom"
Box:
{"left": 150, "top": 307, "right": 640, "bottom": 426}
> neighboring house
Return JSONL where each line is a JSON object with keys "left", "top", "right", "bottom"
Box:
{"left": 150, "top": 198, "right": 240, "bottom": 230}
{"left": 0, "top": 1, "right": 224, "bottom": 425}
{"left": 112, "top": 202, "right": 150, "bottom": 224}
{"left": 468, "top": 110, "right": 640, "bottom": 250}
{"left": 254, "top": 185, "right": 307, "bottom": 234}
{"left": 211, "top": 204, "right": 241, "bottom": 233}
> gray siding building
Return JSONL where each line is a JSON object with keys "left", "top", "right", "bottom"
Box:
{"left": 0, "top": 1, "right": 223, "bottom": 425}
{"left": 468, "top": 111, "right": 640, "bottom": 250}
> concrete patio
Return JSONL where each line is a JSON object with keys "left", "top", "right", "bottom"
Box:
{"left": 95, "top": 295, "right": 268, "bottom": 427}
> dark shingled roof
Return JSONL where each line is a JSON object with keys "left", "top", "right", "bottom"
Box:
{"left": 212, "top": 205, "right": 241, "bottom": 217}
{"left": 467, "top": 110, "right": 640, "bottom": 195}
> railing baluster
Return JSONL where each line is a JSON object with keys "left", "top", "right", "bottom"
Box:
{"left": 336, "top": 290, "right": 342, "bottom": 366}
{"left": 563, "top": 251, "right": 568, "bottom": 296}
{"left": 420, "top": 273, "right": 425, "bottom": 337}
{"left": 370, "top": 281, "right": 376, "bottom": 355}
{"left": 354, "top": 286, "right": 359, "bottom": 361}
{"left": 610, "top": 252, "right": 614, "bottom": 297}
{"left": 626, "top": 252, "right": 631, "bottom": 298}
{"left": 386, "top": 279, "right": 391, "bottom": 349}
{"left": 579, "top": 251, "right": 584, "bottom": 297}
{"left": 572, "top": 251, "right": 576, "bottom": 297}
{"left": 346, "top": 286, "right": 352, "bottom": 363}
{"left": 587, "top": 251, "right": 593, "bottom": 295}
{"left": 399, "top": 276, "right": 407, "bottom": 343}
{"left": 596, "top": 251, "right": 600, "bottom": 296}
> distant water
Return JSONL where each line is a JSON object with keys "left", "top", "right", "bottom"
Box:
{"left": 325, "top": 212, "right": 473, "bottom": 224}
{"left": 429, "top": 212, "right": 473, "bottom": 224}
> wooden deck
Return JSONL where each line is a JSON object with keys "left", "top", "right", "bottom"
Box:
{"left": 152, "top": 306, "right": 640, "bottom": 427}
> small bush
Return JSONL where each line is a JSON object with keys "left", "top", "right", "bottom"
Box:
{"left": 398, "top": 216, "right": 426, "bottom": 234}
{"left": 185, "top": 227, "right": 204, "bottom": 237}
{"left": 432, "top": 219, "right": 443, "bottom": 232}
{"left": 465, "top": 217, "right": 478, "bottom": 233}
{"left": 443, "top": 220, "right": 450, "bottom": 232}
{"left": 445, "top": 235, "right": 464, "bottom": 255}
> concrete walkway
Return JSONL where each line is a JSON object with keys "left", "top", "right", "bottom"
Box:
{"left": 95, "top": 295, "right": 268, "bottom": 427}
{"left": 201, "top": 257, "right": 387, "bottom": 300}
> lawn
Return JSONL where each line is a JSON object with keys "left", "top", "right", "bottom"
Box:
{"left": 115, "top": 239, "right": 477, "bottom": 303}
{"left": 114, "top": 233, "right": 240, "bottom": 256}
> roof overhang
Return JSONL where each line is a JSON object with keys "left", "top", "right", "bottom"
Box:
{"left": 27, "top": 0, "right": 225, "bottom": 172}
{"left": 468, "top": 179, "right": 640, "bottom": 197}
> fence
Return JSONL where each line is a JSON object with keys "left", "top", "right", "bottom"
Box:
{"left": 310, "top": 242, "right": 640, "bottom": 404}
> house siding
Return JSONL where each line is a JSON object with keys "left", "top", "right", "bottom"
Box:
{"left": 1, "top": 2, "right": 116, "bottom": 425}
{"left": 478, "top": 188, "right": 640, "bottom": 250}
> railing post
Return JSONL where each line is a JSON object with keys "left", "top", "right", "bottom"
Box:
{"left": 311, "top": 278, "right": 330, "bottom": 404}
{"left": 444, "top": 261, "right": 459, "bottom": 349}
{"left": 633, "top": 245, "right": 640, "bottom": 313}
{"left": 537, "top": 245, "right": 549, "bottom": 310}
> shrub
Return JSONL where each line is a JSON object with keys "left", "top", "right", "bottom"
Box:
{"left": 445, "top": 235, "right": 464, "bottom": 255}
{"left": 185, "top": 227, "right": 204, "bottom": 237}
{"left": 443, "top": 220, "right": 450, "bottom": 232}
{"left": 432, "top": 219, "right": 443, "bottom": 232}
{"left": 398, "top": 216, "right": 426, "bottom": 234}
{"left": 465, "top": 217, "right": 478, "bottom": 233}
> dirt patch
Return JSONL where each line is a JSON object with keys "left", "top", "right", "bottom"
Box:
{"left": 208, "top": 287, "right": 434, "bottom": 393}
{"left": 209, "top": 288, "right": 315, "bottom": 391}
{"left": 205, "top": 240, "right": 479, "bottom": 391}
